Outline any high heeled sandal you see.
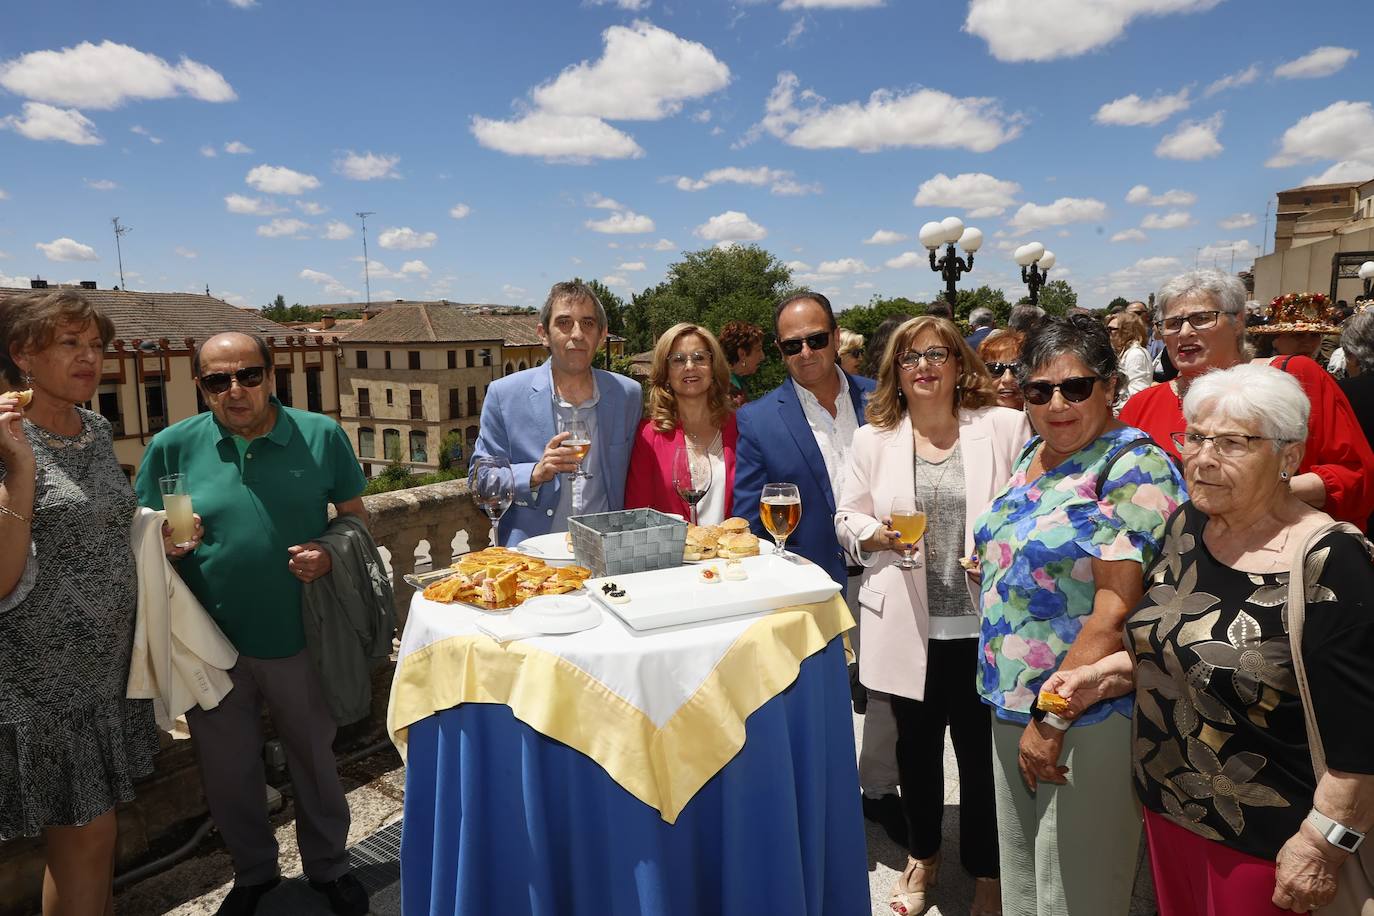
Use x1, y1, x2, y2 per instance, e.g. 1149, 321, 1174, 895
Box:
970, 876, 1002, 916
889, 854, 939, 915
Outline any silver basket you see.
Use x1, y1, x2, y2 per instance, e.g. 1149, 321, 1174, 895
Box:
568, 508, 688, 577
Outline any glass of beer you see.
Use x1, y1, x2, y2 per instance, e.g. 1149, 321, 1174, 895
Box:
560, 411, 593, 481
889, 496, 927, 569
159, 473, 197, 548
760, 482, 801, 559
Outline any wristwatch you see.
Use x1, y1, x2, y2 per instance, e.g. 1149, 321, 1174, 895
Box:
1307, 808, 1366, 852
1028, 704, 1071, 731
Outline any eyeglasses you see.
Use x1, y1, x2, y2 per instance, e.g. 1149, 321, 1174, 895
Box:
199, 366, 267, 395
1156, 310, 1226, 335
1170, 431, 1284, 458
896, 346, 952, 369
668, 351, 712, 368
1021, 376, 1101, 405
778, 331, 831, 356
985, 361, 1019, 376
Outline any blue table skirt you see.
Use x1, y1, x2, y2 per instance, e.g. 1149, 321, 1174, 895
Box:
401, 637, 870, 916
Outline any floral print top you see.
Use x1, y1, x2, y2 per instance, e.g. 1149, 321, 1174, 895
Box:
974, 426, 1185, 726
1128, 503, 1374, 860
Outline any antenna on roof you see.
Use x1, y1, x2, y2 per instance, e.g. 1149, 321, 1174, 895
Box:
112, 217, 132, 289
356, 211, 375, 308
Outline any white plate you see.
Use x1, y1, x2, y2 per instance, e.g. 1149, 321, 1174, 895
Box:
515, 532, 576, 565
586, 554, 841, 631
511, 595, 602, 634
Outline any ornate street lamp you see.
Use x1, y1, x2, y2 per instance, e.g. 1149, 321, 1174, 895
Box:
1014, 242, 1056, 306
919, 216, 982, 307
1359, 260, 1374, 300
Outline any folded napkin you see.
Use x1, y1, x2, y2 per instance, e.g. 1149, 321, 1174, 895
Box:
474, 614, 544, 644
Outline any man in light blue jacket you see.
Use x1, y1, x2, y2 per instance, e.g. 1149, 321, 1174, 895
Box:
472, 281, 642, 545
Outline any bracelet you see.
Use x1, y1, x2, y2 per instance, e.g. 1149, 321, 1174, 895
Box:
0, 503, 30, 524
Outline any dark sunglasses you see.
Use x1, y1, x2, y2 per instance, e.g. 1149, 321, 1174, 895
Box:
199, 366, 267, 395
778, 331, 831, 356
1021, 375, 1101, 405
985, 361, 1019, 376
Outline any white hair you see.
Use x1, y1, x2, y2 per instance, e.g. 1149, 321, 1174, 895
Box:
1182, 364, 1309, 444
1155, 269, 1246, 323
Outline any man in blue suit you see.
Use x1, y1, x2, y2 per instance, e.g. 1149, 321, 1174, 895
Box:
472, 281, 642, 545
734, 292, 875, 586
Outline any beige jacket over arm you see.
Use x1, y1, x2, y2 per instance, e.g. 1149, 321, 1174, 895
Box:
834, 406, 1032, 701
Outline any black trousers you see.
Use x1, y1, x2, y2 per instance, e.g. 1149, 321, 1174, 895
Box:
888, 637, 999, 878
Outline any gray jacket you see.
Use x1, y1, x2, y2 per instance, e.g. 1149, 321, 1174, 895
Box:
302, 514, 397, 726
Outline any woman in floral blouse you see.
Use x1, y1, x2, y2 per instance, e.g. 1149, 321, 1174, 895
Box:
973, 316, 1186, 916
1047, 363, 1374, 916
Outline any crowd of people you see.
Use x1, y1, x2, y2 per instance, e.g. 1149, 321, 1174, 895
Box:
4, 272, 1374, 916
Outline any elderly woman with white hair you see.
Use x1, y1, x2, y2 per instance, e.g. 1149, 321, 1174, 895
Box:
1338, 309, 1374, 532
1120, 269, 1374, 530
1045, 363, 1374, 916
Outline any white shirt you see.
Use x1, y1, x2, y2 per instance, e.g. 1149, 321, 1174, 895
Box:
693, 435, 728, 526
792, 366, 860, 506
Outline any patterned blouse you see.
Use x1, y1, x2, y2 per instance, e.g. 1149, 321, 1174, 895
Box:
974, 426, 1185, 726
1128, 504, 1374, 860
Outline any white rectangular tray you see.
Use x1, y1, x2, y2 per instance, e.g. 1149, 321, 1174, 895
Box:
585, 554, 842, 631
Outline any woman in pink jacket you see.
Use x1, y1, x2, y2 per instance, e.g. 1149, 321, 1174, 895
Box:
624, 323, 737, 524
835, 316, 1031, 916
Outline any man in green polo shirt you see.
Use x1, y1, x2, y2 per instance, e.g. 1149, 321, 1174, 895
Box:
136, 332, 369, 916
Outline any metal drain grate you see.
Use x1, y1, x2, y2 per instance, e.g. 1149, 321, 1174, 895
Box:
256, 820, 404, 914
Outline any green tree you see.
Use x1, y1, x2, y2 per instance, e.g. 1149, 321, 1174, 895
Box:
261, 295, 326, 323
437, 430, 466, 471
579, 278, 627, 338
1037, 279, 1078, 316
953, 285, 1012, 324
1106, 296, 1130, 313
837, 295, 924, 339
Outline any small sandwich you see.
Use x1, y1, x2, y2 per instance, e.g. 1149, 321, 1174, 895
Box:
684, 525, 720, 561
717, 531, 761, 559
1036, 689, 1071, 717
719, 516, 751, 534
9, 389, 32, 409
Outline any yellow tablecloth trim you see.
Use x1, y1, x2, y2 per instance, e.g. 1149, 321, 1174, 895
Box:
387, 595, 853, 824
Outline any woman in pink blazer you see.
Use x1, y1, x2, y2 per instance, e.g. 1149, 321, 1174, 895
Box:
835, 316, 1031, 916
624, 323, 738, 524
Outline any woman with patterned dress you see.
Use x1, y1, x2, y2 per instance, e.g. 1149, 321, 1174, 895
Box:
972, 316, 1186, 916
1046, 364, 1374, 916
0, 291, 162, 915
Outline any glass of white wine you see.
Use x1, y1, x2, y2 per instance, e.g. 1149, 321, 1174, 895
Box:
889, 495, 926, 570
760, 482, 801, 559
560, 411, 593, 481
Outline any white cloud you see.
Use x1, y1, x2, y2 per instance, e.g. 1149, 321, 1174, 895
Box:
1124, 184, 1197, 206
0, 40, 236, 109
786, 260, 812, 272
588, 193, 624, 209
965, 0, 1220, 63
586, 0, 650, 10
449, 203, 471, 219
601, 274, 630, 289
642, 238, 676, 251
1008, 196, 1108, 231
586, 210, 655, 234
200, 144, 217, 157
36, 237, 98, 261
174, 246, 197, 258
772, 177, 823, 196
256, 218, 310, 238
224, 193, 283, 216
227, 0, 257, 8
1141, 210, 1193, 229
223, 140, 252, 154
84, 178, 117, 191
501, 283, 527, 297
1155, 113, 1223, 160
1094, 255, 1183, 298
0, 102, 101, 144
334, 150, 401, 180
471, 111, 644, 161
1219, 212, 1257, 230
0, 271, 27, 288
1094, 88, 1190, 126
1111, 228, 1148, 242
674, 165, 817, 195
1204, 64, 1260, 97
1199, 239, 1260, 262
780, 0, 882, 7
864, 229, 907, 245
532, 22, 729, 120
299, 268, 357, 298
884, 251, 924, 270
322, 220, 354, 240
854, 281, 876, 290
1274, 46, 1358, 80
814, 258, 874, 275
296, 201, 328, 215
1266, 101, 1374, 183
399, 259, 430, 278
695, 210, 767, 243
617, 261, 647, 271
378, 226, 438, 250
913, 171, 1021, 217
129, 124, 161, 143
691, 109, 712, 123
245, 164, 320, 195
756, 71, 1022, 153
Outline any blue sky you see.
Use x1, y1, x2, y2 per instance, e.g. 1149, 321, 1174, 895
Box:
3, 0, 1372, 311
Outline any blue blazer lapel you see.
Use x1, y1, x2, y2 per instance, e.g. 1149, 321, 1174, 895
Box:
590, 370, 616, 483
845, 372, 869, 427
527, 365, 559, 498
776, 382, 836, 512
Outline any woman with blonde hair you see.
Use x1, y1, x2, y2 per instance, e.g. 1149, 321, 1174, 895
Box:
835, 316, 1032, 916
837, 328, 866, 376
1105, 310, 1153, 408
625, 323, 738, 525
